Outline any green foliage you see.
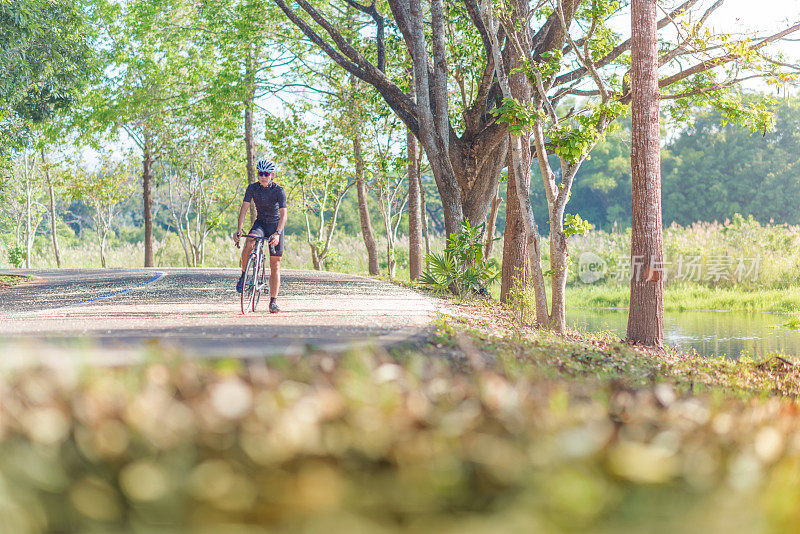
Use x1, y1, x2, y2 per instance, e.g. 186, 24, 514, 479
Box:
536, 49, 563, 80
0, 0, 98, 128
68, 160, 135, 209
6, 244, 25, 268
662, 97, 800, 227
564, 213, 593, 237
550, 101, 626, 164
491, 97, 539, 136
419, 219, 500, 297
575, 0, 621, 61
714, 92, 777, 134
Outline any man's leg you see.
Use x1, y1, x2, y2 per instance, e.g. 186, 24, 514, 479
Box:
240, 238, 254, 272
268, 255, 281, 312
237, 238, 255, 293
269, 255, 281, 298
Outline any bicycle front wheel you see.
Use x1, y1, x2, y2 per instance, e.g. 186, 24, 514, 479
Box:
253, 255, 267, 312
241, 254, 259, 314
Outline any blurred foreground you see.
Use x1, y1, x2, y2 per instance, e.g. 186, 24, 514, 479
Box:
3, 315, 800, 534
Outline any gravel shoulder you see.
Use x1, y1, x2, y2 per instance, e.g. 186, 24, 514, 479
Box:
0, 268, 439, 363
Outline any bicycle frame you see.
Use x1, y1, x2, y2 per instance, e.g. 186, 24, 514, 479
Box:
239, 234, 271, 314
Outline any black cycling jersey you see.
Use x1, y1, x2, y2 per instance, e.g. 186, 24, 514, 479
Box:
243, 181, 286, 223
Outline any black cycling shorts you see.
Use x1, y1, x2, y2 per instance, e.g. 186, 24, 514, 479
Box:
248, 220, 284, 257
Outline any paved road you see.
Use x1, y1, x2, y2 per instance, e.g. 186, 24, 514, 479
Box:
0, 268, 438, 363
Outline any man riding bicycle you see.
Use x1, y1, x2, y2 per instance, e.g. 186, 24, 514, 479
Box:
234, 158, 287, 313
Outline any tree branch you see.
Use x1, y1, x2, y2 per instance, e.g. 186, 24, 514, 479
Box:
272, 0, 419, 134
654, 23, 800, 96
659, 0, 724, 66
342, 0, 386, 71
464, 0, 493, 60
554, 0, 702, 86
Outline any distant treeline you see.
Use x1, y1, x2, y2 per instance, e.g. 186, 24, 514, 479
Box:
511, 97, 800, 232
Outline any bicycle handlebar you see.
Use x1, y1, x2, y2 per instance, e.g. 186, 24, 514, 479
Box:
234, 232, 274, 249
238, 233, 270, 240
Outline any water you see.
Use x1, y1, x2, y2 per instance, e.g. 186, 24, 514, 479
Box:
566, 308, 800, 360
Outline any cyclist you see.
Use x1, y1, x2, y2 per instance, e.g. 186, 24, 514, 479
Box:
234, 158, 287, 313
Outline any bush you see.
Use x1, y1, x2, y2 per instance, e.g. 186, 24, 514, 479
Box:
419, 219, 499, 297
7, 244, 24, 268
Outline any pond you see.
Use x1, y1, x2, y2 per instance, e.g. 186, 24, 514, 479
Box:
566, 308, 800, 360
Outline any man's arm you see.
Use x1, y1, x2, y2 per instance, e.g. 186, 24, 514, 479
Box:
277, 207, 287, 233
236, 201, 250, 238
271, 207, 288, 245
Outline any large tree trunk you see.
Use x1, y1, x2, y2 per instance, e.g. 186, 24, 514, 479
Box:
409, 0, 463, 237
627, 0, 664, 347
499, 5, 532, 305
407, 128, 423, 280
244, 44, 258, 225
452, 129, 508, 225
143, 137, 154, 268
41, 148, 61, 268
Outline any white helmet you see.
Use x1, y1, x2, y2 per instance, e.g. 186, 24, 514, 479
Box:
256, 158, 275, 174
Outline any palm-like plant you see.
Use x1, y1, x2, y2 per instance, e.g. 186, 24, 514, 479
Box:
419, 220, 500, 298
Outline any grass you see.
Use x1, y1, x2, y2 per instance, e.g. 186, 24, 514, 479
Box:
0, 274, 30, 288
3, 303, 800, 533
0, 231, 428, 277
441, 300, 800, 397
567, 284, 800, 313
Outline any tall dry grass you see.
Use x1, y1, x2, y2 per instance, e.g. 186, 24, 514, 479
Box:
3, 215, 794, 294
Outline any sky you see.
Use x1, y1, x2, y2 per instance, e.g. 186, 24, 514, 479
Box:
710, 0, 799, 31
683, 0, 799, 62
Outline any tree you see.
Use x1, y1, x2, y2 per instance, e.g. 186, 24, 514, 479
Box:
87, 0, 201, 268
371, 161, 408, 278
266, 112, 353, 270
39, 145, 65, 268
1, 0, 96, 139
2, 150, 47, 268
407, 124, 424, 280
273, 0, 798, 333
163, 127, 243, 267
272, 0, 508, 237
627, 0, 663, 346
356, 87, 409, 278
195, 0, 293, 223
1, 0, 98, 266
69, 159, 135, 268
344, 74, 381, 275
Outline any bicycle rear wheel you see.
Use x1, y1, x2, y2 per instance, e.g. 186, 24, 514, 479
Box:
253, 255, 267, 312
241, 254, 258, 314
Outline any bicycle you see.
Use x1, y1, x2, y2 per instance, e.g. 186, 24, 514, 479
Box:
235, 233, 274, 314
